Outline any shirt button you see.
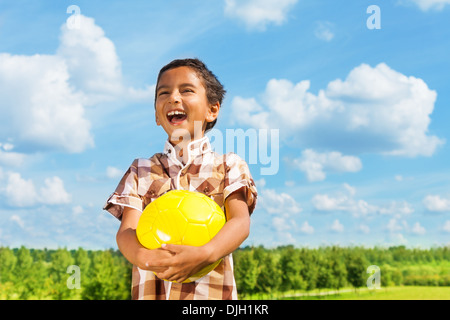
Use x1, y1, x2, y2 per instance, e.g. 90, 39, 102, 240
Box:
203, 187, 209, 193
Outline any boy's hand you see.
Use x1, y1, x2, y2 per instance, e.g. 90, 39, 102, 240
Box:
117, 190, 250, 283
153, 244, 212, 283
117, 207, 176, 274
136, 247, 174, 273
152, 190, 251, 283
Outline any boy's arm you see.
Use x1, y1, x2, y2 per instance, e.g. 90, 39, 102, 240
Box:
116, 207, 173, 272
154, 189, 250, 283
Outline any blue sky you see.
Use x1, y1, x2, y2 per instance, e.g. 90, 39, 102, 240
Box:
0, 0, 449, 249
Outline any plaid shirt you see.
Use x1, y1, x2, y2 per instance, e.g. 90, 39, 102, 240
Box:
103, 136, 257, 300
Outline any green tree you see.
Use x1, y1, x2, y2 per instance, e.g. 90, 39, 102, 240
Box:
49, 248, 75, 299
74, 248, 91, 273
82, 250, 129, 300
0, 247, 18, 299
298, 248, 318, 291
328, 248, 347, 293
345, 251, 367, 291
279, 247, 306, 292
0, 247, 17, 283
316, 256, 333, 292
256, 252, 282, 297
390, 246, 410, 263
28, 250, 50, 299
74, 247, 91, 293
14, 246, 34, 299
234, 249, 259, 298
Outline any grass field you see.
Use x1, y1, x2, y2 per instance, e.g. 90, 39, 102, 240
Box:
243, 286, 450, 300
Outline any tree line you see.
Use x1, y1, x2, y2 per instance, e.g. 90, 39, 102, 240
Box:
0, 247, 131, 299
233, 245, 450, 297
0, 245, 449, 299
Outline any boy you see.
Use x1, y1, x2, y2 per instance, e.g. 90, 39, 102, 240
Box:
104, 58, 257, 300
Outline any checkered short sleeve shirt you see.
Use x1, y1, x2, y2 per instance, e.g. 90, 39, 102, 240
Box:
103, 136, 257, 300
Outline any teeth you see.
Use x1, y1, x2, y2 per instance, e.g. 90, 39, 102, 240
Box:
167, 110, 186, 116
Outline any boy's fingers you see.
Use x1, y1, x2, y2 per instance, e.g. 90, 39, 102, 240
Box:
156, 271, 187, 284
161, 243, 182, 252
155, 269, 175, 281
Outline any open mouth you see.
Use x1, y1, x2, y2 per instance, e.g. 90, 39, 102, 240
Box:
167, 110, 187, 125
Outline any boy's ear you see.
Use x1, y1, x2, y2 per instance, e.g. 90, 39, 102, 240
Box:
155, 111, 161, 126
206, 102, 220, 123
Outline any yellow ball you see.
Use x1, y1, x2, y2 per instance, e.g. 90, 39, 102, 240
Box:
136, 190, 226, 283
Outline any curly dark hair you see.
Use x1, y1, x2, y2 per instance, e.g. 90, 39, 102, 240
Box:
155, 58, 226, 132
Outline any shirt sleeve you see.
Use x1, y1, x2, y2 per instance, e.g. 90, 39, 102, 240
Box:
103, 159, 144, 220
223, 153, 258, 215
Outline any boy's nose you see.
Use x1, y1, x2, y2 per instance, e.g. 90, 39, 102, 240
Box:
169, 91, 181, 104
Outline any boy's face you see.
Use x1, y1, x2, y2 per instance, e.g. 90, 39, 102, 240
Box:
155, 66, 219, 144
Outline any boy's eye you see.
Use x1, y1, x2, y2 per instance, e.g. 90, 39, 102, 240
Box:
158, 91, 169, 96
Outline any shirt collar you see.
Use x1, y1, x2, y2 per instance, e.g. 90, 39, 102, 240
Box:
163, 135, 211, 163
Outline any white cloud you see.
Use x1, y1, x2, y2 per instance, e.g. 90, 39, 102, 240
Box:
230, 97, 270, 128
387, 233, 408, 245
257, 188, 302, 242
311, 183, 414, 217
312, 193, 348, 211
386, 218, 403, 233
394, 175, 414, 182
0, 15, 154, 156
406, 0, 450, 11
224, 0, 298, 31
2, 172, 71, 207
232, 63, 444, 157
39, 176, 72, 205
343, 183, 356, 196
72, 205, 84, 215
358, 224, 370, 234
10, 215, 25, 229
106, 166, 123, 179
411, 222, 426, 235
284, 180, 295, 187
311, 183, 376, 215
314, 21, 334, 41
272, 216, 291, 232
259, 188, 302, 214
378, 201, 414, 216
300, 221, 314, 234
57, 15, 124, 102
443, 221, 450, 233
423, 195, 450, 212
0, 149, 26, 167
255, 178, 266, 188
5, 172, 38, 207
0, 143, 14, 151
0, 53, 93, 154
385, 218, 426, 237
330, 219, 344, 233
293, 149, 362, 182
